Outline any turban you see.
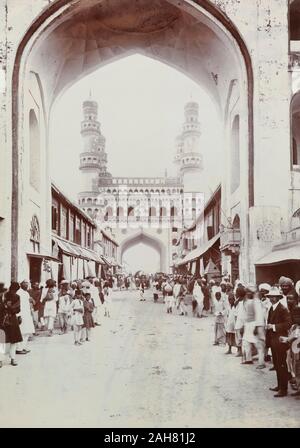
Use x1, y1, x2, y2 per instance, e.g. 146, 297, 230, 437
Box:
258, 283, 271, 292
245, 284, 257, 294
278, 276, 293, 286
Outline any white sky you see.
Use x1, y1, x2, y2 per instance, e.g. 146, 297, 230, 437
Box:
123, 243, 160, 275
49, 54, 223, 273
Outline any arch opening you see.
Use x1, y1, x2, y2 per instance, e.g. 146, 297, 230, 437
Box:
120, 230, 167, 272
11, 0, 254, 280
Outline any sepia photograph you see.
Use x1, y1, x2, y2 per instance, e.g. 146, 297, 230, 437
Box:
0, 0, 299, 431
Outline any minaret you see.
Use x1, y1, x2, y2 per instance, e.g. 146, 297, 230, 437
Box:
174, 101, 203, 193
78, 95, 110, 215
79, 96, 104, 190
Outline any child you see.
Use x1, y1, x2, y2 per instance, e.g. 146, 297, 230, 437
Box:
225, 293, 236, 354
103, 282, 111, 317
71, 289, 84, 346
58, 289, 72, 334
139, 283, 145, 302
82, 292, 94, 342
213, 291, 226, 346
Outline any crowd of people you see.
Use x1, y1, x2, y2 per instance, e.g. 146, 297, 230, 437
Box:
153, 273, 300, 399
1, 271, 300, 400
0, 276, 114, 366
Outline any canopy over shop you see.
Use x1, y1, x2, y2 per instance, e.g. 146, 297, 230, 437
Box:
175, 233, 221, 280
52, 235, 106, 283
255, 241, 300, 285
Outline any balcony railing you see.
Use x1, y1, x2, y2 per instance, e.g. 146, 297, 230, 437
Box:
220, 228, 241, 252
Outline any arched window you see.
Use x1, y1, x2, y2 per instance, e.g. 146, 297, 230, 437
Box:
29, 109, 40, 190
171, 206, 177, 217
149, 206, 156, 217
104, 206, 113, 221
160, 207, 167, 217
291, 93, 300, 166
231, 115, 240, 193
232, 214, 240, 229
128, 206, 134, 217
117, 206, 124, 217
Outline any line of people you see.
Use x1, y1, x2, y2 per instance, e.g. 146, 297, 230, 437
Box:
212, 276, 300, 399
0, 276, 114, 367
152, 273, 300, 399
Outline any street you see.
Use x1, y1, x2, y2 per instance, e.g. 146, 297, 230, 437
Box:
0, 290, 298, 428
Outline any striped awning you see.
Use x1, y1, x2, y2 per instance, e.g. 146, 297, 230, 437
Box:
177, 233, 220, 267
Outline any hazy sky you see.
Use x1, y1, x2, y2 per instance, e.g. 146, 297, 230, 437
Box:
123, 243, 160, 275
49, 54, 223, 273
50, 54, 222, 200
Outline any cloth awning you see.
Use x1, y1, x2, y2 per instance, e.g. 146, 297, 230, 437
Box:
52, 236, 104, 264
177, 233, 220, 266
255, 243, 300, 266
101, 255, 112, 267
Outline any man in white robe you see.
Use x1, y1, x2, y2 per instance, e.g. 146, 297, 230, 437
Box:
16, 280, 35, 354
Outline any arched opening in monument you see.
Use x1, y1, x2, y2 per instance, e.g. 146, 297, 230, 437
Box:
123, 243, 161, 274
11, 0, 253, 279
120, 230, 166, 273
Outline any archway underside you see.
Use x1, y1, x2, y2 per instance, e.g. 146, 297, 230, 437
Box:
28, 0, 243, 113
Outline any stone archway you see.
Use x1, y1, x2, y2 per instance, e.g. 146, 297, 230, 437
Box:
11, 0, 254, 280
119, 229, 167, 273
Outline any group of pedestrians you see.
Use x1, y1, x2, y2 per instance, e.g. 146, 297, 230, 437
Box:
151, 272, 300, 399
0, 275, 114, 366
209, 276, 300, 399
152, 275, 211, 317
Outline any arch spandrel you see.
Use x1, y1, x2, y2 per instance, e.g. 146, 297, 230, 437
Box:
26, 0, 244, 113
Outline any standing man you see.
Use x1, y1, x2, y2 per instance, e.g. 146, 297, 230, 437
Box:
242, 285, 265, 368
193, 279, 204, 318
258, 283, 272, 363
16, 280, 35, 355
29, 281, 41, 331
266, 287, 292, 398
278, 277, 298, 308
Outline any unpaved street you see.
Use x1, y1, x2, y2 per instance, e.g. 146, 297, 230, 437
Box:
0, 290, 298, 428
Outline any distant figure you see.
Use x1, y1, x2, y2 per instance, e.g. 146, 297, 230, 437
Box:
153, 281, 159, 303
139, 283, 146, 302
0, 282, 23, 366
82, 292, 95, 341
16, 280, 35, 354
164, 280, 174, 314
71, 289, 84, 346
213, 291, 226, 346
104, 282, 112, 317
41, 279, 58, 337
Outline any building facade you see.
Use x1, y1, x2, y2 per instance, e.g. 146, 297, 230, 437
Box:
77, 97, 203, 274
175, 185, 222, 281
51, 184, 103, 283
1, 1, 300, 285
